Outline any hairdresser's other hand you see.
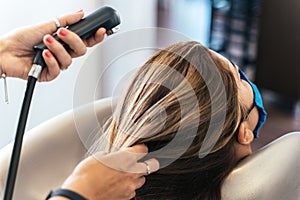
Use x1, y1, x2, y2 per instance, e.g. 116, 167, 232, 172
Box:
53, 144, 159, 200
0, 10, 106, 82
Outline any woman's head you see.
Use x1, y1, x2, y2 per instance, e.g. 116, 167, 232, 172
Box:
92, 41, 264, 199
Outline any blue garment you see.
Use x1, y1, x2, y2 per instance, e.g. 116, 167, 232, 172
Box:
239, 69, 267, 138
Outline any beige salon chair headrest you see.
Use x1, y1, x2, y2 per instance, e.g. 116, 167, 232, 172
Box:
222, 131, 300, 200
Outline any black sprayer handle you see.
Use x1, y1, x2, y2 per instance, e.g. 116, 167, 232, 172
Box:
33, 6, 121, 68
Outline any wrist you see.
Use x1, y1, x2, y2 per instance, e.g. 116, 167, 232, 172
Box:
61, 176, 92, 199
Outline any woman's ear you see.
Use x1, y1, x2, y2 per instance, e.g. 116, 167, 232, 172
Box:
237, 122, 254, 145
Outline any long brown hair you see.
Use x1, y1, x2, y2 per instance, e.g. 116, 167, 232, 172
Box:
91, 41, 249, 199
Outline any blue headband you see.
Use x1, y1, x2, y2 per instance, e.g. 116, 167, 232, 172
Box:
238, 69, 267, 138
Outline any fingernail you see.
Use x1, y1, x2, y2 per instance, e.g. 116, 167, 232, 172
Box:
46, 35, 54, 44
76, 9, 83, 13
45, 50, 52, 58
58, 28, 68, 36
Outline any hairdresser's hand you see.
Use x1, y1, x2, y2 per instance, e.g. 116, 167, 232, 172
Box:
52, 144, 159, 200
0, 10, 106, 82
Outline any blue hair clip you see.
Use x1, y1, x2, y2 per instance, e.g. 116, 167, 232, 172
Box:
239, 69, 267, 138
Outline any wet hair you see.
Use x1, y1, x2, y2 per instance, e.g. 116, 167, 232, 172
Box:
91, 41, 249, 199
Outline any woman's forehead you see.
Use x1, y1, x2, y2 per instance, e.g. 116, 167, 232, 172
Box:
207, 49, 240, 81
207, 49, 254, 106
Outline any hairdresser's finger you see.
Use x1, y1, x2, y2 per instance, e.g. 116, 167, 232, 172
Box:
124, 144, 149, 161
144, 158, 160, 173
34, 11, 84, 37
57, 28, 87, 58
135, 176, 146, 189
84, 28, 106, 47
92, 151, 107, 158
114, 144, 148, 169
94, 144, 148, 164
126, 191, 136, 200
130, 158, 160, 175
92, 144, 148, 173
107, 144, 148, 163
57, 10, 84, 28
43, 34, 72, 70
39, 49, 60, 82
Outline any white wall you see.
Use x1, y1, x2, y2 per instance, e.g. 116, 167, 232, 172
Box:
0, 0, 158, 148
73, 0, 159, 107
157, 0, 211, 46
